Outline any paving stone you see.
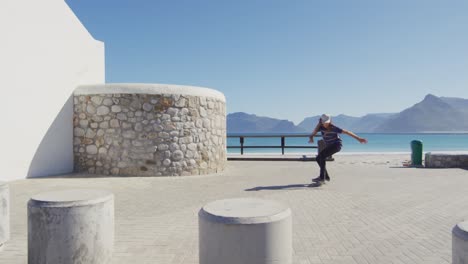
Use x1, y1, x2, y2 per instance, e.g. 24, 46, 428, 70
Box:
0, 157, 465, 264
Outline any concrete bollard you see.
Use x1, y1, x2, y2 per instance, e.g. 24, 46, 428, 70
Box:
199, 198, 292, 264
0, 181, 9, 248
28, 189, 114, 264
453, 221, 468, 264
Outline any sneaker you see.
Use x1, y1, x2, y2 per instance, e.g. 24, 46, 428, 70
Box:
325, 175, 330, 181
312, 176, 322, 182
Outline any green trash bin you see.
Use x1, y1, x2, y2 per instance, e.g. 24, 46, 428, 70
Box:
411, 140, 423, 166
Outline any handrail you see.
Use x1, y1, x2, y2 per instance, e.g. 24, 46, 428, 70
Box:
227, 134, 321, 155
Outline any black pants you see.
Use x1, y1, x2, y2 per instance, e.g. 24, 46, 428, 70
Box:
316, 143, 342, 179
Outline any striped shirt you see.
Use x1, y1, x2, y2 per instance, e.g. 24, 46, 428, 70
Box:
320, 124, 343, 145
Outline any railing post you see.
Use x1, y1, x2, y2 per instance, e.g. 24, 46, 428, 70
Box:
281, 136, 285, 155
240, 137, 244, 155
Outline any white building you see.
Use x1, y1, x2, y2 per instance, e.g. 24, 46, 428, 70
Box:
0, 0, 105, 181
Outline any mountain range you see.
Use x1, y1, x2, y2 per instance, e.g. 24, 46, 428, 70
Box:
227, 94, 468, 133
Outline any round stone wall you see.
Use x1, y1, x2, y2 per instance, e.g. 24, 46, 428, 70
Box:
73, 84, 226, 176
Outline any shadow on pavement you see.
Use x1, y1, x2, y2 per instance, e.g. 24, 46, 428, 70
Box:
245, 182, 322, 191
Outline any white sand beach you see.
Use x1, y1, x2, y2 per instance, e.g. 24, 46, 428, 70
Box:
2, 153, 467, 264
228, 152, 413, 166
334, 153, 411, 166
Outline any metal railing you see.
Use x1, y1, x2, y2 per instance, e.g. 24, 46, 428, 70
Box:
227, 134, 321, 155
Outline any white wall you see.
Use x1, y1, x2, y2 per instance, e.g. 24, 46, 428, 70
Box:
0, 0, 105, 181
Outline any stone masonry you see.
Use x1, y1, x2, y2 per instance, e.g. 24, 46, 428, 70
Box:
425, 152, 468, 168
73, 84, 226, 176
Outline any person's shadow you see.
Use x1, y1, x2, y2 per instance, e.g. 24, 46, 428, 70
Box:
245, 182, 322, 191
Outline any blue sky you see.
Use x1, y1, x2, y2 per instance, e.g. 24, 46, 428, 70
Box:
67, 0, 468, 124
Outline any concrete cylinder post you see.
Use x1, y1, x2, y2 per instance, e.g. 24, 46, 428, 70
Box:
0, 181, 9, 248
199, 198, 292, 264
28, 189, 114, 264
453, 221, 468, 264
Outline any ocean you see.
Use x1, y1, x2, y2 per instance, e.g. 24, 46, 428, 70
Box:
226, 133, 468, 154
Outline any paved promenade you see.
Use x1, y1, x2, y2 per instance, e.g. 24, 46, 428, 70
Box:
1, 155, 468, 263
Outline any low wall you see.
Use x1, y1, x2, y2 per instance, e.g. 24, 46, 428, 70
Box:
425, 153, 468, 168
73, 84, 226, 176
